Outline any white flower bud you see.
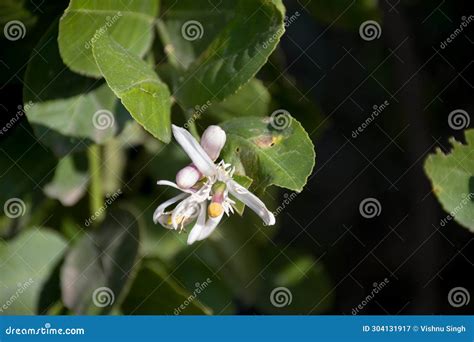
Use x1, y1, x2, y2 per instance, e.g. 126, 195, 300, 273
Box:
200, 125, 226, 161
176, 165, 201, 189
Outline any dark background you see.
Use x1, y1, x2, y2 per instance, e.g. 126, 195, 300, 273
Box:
1, 0, 473, 314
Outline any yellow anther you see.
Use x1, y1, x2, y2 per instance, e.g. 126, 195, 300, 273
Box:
208, 202, 223, 218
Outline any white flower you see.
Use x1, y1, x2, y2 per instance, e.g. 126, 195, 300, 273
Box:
154, 125, 275, 245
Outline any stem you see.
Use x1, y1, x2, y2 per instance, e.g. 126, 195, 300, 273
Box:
188, 119, 200, 140
87, 144, 104, 225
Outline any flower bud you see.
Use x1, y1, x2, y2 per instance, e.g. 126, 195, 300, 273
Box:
176, 164, 201, 189
200, 125, 226, 161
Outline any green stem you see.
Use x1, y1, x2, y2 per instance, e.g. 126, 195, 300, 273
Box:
188, 119, 200, 140
87, 144, 104, 225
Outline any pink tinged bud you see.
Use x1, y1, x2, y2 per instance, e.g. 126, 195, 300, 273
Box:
200, 125, 226, 161
176, 165, 201, 189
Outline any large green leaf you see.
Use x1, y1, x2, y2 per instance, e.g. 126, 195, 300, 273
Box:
58, 0, 159, 77
93, 34, 172, 143
159, 0, 285, 109
221, 116, 315, 192
424, 129, 474, 232
121, 262, 212, 315
43, 155, 89, 207
0, 228, 66, 315
60, 208, 140, 314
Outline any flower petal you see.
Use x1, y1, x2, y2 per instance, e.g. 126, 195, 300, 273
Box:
227, 180, 275, 226
153, 193, 188, 224
156, 180, 195, 194
172, 125, 216, 176
187, 203, 207, 245
197, 213, 224, 241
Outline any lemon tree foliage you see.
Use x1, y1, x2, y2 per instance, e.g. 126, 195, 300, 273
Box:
424, 129, 474, 232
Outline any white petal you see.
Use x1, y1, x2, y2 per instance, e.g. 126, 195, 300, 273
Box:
197, 213, 224, 241
156, 180, 195, 194
172, 125, 216, 176
187, 203, 207, 245
227, 180, 275, 226
200, 125, 226, 161
153, 193, 188, 224
176, 165, 201, 189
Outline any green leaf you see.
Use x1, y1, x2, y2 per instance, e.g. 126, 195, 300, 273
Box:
58, 0, 159, 77
60, 208, 140, 314
26, 84, 119, 154
255, 250, 333, 314
43, 156, 89, 207
221, 116, 315, 192
159, 0, 285, 109
121, 262, 212, 315
92, 34, 172, 143
207, 79, 271, 121
0, 228, 66, 315
424, 129, 474, 232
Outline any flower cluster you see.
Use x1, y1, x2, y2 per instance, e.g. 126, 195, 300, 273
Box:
154, 125, 275, 244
